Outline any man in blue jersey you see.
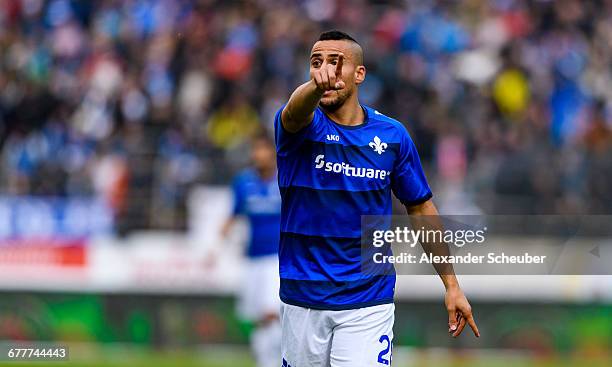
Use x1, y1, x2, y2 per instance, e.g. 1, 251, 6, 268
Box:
275, 30, 479, 366
220, 132, 282, 367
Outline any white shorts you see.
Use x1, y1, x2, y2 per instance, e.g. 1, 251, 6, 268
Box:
237, 255, 280, 321
280, 302, 394, 367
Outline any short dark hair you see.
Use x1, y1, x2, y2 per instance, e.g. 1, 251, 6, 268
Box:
318, 30, 359, 45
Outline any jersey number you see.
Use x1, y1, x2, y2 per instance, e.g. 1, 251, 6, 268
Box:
377, 335, 392, 365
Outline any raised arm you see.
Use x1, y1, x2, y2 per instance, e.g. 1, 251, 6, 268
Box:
405, 199, 480, 338
281, 54, 345, 133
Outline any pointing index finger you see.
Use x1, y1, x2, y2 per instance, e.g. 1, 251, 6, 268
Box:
467, 315, 480, 337
335, 53, 344, 78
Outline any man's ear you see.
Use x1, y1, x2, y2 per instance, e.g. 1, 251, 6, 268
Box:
355, 66, 366, 85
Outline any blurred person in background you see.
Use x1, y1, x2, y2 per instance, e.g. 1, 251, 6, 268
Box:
217, 131, 282, 367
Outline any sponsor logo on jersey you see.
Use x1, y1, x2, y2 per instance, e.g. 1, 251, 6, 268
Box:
314, 155, 390, 180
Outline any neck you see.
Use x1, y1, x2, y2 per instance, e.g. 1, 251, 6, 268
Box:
321, 94, 364, 126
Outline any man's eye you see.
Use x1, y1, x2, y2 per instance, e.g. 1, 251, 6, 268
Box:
312, 60, 321, 68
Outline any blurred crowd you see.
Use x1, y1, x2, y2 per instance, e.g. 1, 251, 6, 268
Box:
0, 0, 611, 231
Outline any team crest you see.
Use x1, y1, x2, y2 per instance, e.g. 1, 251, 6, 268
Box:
369, 136, 387, 155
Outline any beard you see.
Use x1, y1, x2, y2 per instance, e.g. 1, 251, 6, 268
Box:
319, 89, 351, 111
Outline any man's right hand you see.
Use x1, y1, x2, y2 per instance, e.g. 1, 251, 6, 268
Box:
282, 53, 346, 132
312, 53, 345, 92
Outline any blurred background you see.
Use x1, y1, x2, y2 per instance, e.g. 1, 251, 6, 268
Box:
0, 0, 611, 366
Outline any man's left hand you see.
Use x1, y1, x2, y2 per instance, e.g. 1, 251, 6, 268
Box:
445, 286, 480, 338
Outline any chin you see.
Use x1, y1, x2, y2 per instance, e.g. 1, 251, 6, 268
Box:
320, 97, 344, 110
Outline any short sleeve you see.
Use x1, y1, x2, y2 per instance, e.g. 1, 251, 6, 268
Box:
274, 105, 321, 155
391, 128, 432, 206
231, 176, 244, 216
